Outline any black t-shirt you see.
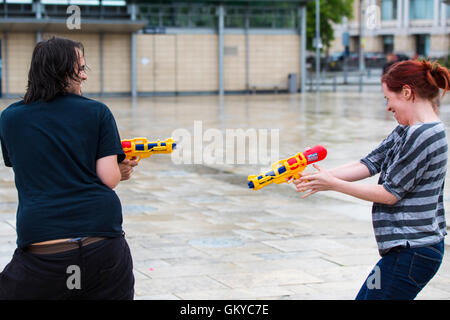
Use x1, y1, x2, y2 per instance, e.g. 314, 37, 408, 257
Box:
0, 93, 126, 248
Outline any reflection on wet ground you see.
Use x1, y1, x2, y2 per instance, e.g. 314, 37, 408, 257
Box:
1, 91, 450, 299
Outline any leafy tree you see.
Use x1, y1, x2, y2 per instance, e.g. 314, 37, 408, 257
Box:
306, 0, 354, 53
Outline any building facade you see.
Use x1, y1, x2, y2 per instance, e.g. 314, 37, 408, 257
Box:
330, 0, 449, 58
0, 0, 310, 98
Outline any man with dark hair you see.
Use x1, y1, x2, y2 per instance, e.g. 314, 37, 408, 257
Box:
382, 53, 399, 75
0, 36, 137, 299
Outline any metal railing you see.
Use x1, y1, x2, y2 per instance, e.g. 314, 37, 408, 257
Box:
0, 2, 35, 18
0, 1, 303, 27
137, 3, 301, 29
0, 2, 130, 19
41, 3, 129, 19
306, 68, 384, 93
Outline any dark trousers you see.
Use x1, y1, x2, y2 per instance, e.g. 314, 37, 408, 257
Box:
0, 235, 134, 300
356, 240, 444, 300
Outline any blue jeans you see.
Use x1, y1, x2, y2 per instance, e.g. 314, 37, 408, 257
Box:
356, 240, 444, 300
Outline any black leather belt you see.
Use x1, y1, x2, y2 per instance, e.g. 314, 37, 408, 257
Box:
25, 237, 107, 255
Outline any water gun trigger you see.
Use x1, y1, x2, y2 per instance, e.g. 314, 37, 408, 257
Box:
286, 172, 301, 184
126, 154, 145, 162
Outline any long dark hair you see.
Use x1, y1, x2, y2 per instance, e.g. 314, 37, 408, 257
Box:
24, 36, 85, 104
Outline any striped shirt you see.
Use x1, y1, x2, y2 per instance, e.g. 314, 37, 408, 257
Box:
361, 122, 448, 255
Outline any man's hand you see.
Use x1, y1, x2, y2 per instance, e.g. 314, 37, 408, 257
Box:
119, 158, 138, 181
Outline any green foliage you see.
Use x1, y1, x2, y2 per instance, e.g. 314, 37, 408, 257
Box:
436, 55, 450, 69
306, 0, 354, 51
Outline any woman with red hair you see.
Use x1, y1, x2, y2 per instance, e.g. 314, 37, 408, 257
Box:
294, 60, 450, 300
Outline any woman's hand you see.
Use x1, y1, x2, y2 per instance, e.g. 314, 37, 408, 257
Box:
293, 163, 398, 205
293, 164, 339, 198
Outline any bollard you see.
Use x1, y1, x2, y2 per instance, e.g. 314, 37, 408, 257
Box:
343, 65, 348, 85
359, 72, 363, 93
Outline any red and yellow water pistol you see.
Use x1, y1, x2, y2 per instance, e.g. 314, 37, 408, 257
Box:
248, 145, 327, 191
121, 137, 176, 162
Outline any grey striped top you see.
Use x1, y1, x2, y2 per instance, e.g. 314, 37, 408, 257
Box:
361, 122, 448, 255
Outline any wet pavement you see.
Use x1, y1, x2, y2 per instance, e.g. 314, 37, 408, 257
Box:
1, 91, 450, 299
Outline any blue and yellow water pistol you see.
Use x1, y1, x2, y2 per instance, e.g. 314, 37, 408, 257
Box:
121, 137, 176, 162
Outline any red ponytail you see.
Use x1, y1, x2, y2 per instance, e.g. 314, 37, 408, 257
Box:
381, 60, 450, 102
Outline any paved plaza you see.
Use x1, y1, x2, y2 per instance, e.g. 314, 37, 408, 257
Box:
1, 91, 450, 299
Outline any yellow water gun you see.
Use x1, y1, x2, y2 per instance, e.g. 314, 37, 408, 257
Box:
121, 137, 176, 162
248, 145, 327, 191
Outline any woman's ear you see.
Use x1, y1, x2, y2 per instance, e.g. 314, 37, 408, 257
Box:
402, 85, 414, 101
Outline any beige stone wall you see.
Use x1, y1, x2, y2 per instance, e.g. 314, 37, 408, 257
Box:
2, 31, 303, 96
394, 35, 416, 55
4, 33, 35, 95
223, 35, 246, 91
137, 34, 220, 93
103, 34, 131, 93
248, 35, 300, 89
1, 35, 4, 96
136, 34, 179, 93
430, 34, 450, 57
363, 36, 383, 52
176, 34, 218, 92
351, 0, 360, 24
136, 33, 301, 93
136, 34, 153, 92
154, 35, 177, 92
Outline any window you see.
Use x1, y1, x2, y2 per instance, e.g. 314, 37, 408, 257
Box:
41, 0, 98, 4
40, 0, 126, 5
381, 0, 397, 20
410, 0, 434, 20
383, 35, 394, 54
2, 0, 32, 3
416, 34, 430, 57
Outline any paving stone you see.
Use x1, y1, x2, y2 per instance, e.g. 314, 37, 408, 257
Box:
209, 269, 323, 289
134, 276, 228, 296
176, 286, 296, 300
